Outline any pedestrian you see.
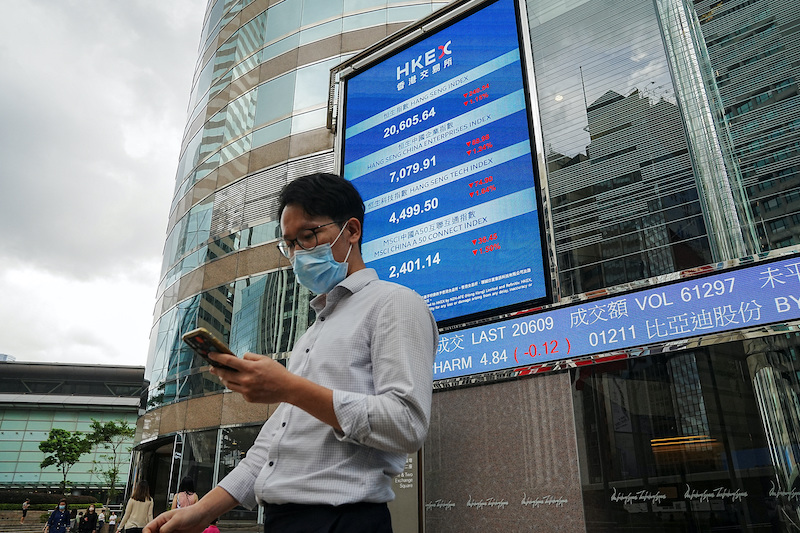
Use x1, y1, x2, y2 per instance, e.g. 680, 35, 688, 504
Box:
170, 476, 199, 510
20, 498, 30, 524
44, 499, 70, 533
201, 518, 219, 533
108, 511, 117, 533
117, 480, 153, 533
145, 173, 437, 532
78, 504, 98, 533
97, 507, 106, 533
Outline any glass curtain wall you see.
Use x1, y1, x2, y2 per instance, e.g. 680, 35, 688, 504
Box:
693, 0, 800, 253
529, 0, 800, 299
147, 0, 449, 410
528, 0, 717, 296
0, 410, 137, 490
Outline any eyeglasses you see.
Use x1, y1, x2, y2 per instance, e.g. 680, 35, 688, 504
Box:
277, 221, 342, 258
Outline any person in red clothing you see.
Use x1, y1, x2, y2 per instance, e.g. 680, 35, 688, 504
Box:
202, 518, 219, 533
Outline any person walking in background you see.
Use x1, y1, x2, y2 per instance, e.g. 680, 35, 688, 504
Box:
44, 498, 70, 533
108, 511, 117, 533
96, 507, 106, 533
20, 498, 30, 524
117, 480, 154, 533
201, 518, 219, 533
170, 476, 199, 510
78, 504, 98, 533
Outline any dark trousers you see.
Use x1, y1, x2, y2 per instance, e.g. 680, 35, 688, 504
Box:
262, 502, 392, 533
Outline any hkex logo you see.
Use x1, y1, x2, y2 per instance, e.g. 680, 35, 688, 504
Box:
396, 40, 452, 81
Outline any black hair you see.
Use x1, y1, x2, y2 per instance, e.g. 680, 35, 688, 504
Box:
277, 173, 365, 245
178, 476, 195, 493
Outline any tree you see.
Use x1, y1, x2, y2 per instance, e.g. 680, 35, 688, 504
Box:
86, 419, 135, 504
39, 428, 91, 494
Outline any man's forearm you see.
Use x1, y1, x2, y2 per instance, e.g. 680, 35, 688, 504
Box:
284, 373, 341, 431
194, 486, 240, 521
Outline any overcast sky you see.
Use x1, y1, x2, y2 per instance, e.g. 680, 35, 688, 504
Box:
0, 0, 207, 367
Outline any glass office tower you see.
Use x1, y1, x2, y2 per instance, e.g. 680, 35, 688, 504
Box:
136, 0, 800, 531
135, 0, 448, 528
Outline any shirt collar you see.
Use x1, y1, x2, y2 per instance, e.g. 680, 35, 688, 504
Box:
310, 268, 378, 312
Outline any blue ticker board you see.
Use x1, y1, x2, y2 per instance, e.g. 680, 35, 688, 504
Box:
433, 256, 800, 380
341, 0, 549, 325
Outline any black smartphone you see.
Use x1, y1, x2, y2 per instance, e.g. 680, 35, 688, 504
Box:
181, 327, 239, 372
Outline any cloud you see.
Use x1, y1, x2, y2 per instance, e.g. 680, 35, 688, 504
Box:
0, 0, 205, 365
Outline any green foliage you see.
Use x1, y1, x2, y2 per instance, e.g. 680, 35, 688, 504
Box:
85, 418, 135, 505
39, 428, 92, 494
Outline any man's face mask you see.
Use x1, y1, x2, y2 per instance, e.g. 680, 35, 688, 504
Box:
290, 224, 352, 294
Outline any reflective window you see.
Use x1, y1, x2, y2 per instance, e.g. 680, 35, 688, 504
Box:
343, 9, 386, 32
254, 72, 296, 128
178, 429, 219, 500
528, 0, 712, 296
148, 265, 315, 410
302, 0, 343, 26
573, 334, 800, 531
252, 119, 292, 148
0, 410, 136, 490
230, 269, 315, 357
265, 0, 302, 44
162, 197, 213, 275
294, 58, 342, 111
217, 425, 261, 521
188, 58, 215, 121
292, 108, 327, 134
344, 0, 386, 11
300, 18, 344, 45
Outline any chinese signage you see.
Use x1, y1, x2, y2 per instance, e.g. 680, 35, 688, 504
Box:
434, 256, 800, 380
341, 0, 549, 324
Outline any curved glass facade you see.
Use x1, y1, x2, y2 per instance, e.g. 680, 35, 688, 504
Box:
144, 0, 450, 411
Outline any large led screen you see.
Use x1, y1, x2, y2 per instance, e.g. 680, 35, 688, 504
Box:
433, 255, 800, 381
341, 0, 549, 325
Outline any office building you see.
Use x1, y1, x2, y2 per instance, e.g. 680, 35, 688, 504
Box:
134, 0, 800, 531
0, 362, 144, 495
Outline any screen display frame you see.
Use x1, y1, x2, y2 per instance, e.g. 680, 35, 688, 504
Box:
337, 0, 551, 327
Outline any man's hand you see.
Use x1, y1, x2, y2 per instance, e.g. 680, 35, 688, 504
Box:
208, 352, 292, 404
144, 487, 237, 533
207, 351, 342, 431
143, 508, 204, 533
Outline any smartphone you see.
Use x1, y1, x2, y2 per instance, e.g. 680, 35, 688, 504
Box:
181, 327, 238, 372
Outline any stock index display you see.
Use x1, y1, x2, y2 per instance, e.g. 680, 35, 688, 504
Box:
341, 0, 548, 325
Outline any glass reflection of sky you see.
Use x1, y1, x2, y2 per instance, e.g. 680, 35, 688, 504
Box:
529, 0, 675, 159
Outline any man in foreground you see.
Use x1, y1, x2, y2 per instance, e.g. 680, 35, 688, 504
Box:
145, 173, 438, 532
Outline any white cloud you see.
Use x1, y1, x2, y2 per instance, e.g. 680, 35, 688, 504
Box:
0, 0, 206, 366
